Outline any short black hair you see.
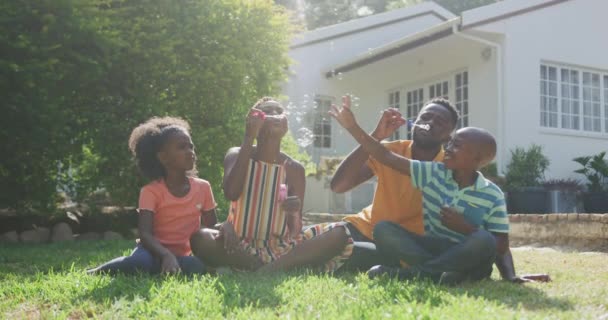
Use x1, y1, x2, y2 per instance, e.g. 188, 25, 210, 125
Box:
425, 97, 459, 128
128, 117, 195, 180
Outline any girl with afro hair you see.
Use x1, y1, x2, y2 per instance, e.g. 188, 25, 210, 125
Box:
88, 117, 216, 275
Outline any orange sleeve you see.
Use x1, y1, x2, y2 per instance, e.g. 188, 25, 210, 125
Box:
138, 186, 158, 213
200, 180, 217, 211
366, 140, 405, 176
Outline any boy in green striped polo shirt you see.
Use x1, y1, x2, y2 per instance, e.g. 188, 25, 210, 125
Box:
330, 98, 517, 283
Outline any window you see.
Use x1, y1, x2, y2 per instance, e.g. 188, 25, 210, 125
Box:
561, 68, 580, 130
405, 88, 424, 139
540, 65, 558, 127
455, 71, 469, 128
385, 71, 468, 141
582, 72, 601, 132
540, 63, 608, 134
313, 97, 332, 148
387, 90, 401, 140
605, 75, 608, 132
429, 80, 449, 99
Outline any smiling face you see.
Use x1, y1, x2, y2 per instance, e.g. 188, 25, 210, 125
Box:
412, 103, 455, 149
157, 128, 196, 173
443, 127, 496, 171
443, 131, 479, 171
255, 100, 288, 139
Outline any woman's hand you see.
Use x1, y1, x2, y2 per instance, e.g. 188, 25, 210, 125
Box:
245, 108, 266, 140
160, 252, 181, 274
281, 195, 301, 215
216, 221, 239, 254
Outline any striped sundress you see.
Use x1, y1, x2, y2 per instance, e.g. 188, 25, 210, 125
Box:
228, 159, 353, 272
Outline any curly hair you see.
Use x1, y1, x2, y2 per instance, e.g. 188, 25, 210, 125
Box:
425, 97, 459, 128
252, 96, 277, 109
128, 116, 195, 180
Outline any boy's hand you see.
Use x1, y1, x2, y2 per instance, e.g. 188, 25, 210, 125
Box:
245, 108, 266, 140
329, 95, 358, 130
372, 108, 407, 140
440, 207, 476, 235
160, 252, 181, 274
511, 274, 552, 283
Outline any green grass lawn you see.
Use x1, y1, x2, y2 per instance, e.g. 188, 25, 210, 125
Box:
1, 241, 606, 319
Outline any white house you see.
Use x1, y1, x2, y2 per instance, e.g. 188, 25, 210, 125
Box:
282, 0, 608, 214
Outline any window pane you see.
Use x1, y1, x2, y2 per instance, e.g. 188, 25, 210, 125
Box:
549, 82, 557, 96
549, 66, 556, 80
541, 65, 547, 79
313, 97, 333, 148
562, 69, 569, 82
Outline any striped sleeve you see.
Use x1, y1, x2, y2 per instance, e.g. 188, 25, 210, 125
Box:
409, 160, 437, 190
484, 196, 509, 233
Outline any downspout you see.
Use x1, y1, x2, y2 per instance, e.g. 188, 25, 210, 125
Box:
452, 23, 506, 176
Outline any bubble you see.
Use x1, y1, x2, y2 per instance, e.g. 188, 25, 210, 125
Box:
337, 72, 344, 80
367, 48, 374, 55
296, 127, 314, 148
352, 96, 360, 107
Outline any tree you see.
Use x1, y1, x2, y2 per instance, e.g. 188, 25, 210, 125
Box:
303, 0, 502, 30
387, 0, 501, 13
0, 0, 110, 212
1, 0, 293, 214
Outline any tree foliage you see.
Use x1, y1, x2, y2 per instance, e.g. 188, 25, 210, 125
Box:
303, 0, 502, 30
1, 0, 293, 214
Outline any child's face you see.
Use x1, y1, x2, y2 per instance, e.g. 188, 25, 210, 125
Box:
255, 101, 288, 138
413, 104, 454, 148
443, 131, 479, 171
158, 129, 196, 172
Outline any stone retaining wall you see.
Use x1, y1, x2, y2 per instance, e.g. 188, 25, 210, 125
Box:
303, 212, 608, 252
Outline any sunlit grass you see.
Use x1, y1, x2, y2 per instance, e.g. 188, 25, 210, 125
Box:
1, 241, 606, 319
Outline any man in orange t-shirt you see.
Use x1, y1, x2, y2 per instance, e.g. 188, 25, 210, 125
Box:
333, 98, 457, 271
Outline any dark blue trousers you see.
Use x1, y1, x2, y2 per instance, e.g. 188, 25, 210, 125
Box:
91, 245, 206, 275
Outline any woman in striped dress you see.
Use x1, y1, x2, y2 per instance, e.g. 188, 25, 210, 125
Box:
190, 97, 353, 272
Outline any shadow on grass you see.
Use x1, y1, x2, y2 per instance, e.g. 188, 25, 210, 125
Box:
340, 271, 574, 312
0, 240, 135, 275
446, 279, 575, 312
212, 271, 303, 312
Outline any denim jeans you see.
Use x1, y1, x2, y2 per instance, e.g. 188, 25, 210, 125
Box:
373, 221, 496, 280
93, 245, 206, 275
339, 223, 399, 272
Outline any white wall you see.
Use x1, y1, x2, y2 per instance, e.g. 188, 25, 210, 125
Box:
313, 35, 499, 158
282, 8, 450, 162
477, 0, 608, 180
296, 34, 500, 213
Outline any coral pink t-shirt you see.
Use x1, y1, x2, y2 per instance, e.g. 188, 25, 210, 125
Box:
138, 177, 216, 256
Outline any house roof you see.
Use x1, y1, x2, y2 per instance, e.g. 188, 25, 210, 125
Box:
290, 2, 455, 49
323, 0, 573, 78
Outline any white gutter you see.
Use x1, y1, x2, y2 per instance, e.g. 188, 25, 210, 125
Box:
325, 18, 461, 77
452, 24, 506, 176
